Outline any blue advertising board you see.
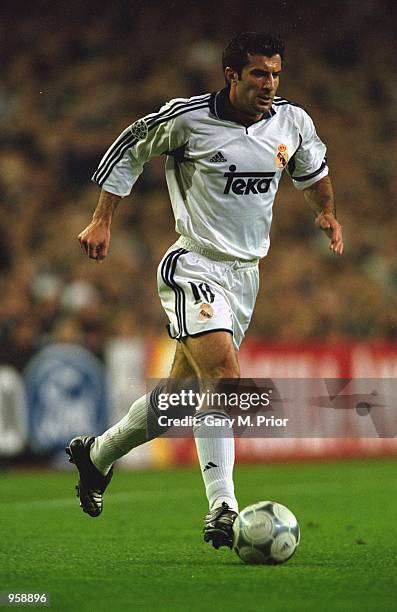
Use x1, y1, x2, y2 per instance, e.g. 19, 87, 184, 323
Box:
24, 344, 108, 454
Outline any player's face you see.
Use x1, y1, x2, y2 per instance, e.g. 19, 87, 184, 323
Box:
234, 54, 282, 116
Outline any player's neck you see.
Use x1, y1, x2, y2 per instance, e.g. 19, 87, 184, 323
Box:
226, 92, 263, 126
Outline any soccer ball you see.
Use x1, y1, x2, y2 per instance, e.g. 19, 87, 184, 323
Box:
233, 501, 300, 565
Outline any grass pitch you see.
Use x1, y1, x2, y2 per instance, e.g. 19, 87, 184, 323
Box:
1, 459, 397, 611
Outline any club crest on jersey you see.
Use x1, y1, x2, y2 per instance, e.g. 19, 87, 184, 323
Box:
223, 165, 276, 195
275, 144, 289, 169
199, 303, 214, 320
130, 119, 148, 141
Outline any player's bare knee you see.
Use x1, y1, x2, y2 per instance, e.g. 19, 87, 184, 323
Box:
200, 359, 240, 379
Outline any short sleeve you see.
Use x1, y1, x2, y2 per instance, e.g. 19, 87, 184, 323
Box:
92, 100, 189, 197
287, 109, 328, 191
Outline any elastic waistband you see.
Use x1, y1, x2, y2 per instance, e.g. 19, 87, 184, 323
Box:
176, 236, 259, 267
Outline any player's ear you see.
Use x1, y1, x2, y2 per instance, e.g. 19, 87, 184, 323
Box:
225, 67, 238, 85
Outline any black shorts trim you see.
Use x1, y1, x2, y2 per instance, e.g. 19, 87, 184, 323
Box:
161, 248, 189, 337
181, 328, 234, 340
167, 326, 233, 342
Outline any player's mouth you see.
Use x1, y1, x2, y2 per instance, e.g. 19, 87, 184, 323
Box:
257, 95, 273, 106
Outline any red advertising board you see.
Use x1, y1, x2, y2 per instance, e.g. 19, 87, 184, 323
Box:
149, 341, 397, 464
239, 340, 397, 378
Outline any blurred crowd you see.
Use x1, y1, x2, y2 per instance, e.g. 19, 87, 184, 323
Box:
0, 0, 396, 370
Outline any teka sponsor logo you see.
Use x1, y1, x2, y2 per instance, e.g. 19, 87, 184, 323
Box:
224, 165, 276, 195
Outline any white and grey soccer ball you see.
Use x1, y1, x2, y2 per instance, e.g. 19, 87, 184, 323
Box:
233, 501, 300, 565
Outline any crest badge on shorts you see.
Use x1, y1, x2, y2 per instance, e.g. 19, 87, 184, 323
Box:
275, 144, 289, 169
130, 118, 148, 140
199, 303, 214, 320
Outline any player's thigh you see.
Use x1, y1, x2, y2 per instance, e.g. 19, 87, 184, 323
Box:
157, 248, 233, 343
183, 330, 240, 379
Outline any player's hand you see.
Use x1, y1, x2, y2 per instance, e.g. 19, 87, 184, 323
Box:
77, 220, 110, 263
315, 212, 344, 255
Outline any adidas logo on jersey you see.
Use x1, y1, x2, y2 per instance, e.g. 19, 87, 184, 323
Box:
224, 165, 276, 195
209, 151, 227, 162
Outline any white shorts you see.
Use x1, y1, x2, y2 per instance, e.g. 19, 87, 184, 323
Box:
157, 238, 259, 350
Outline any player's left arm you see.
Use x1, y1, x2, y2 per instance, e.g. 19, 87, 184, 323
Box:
303, 175, 343, 255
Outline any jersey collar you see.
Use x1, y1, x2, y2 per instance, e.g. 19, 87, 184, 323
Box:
209, 87, 276, 125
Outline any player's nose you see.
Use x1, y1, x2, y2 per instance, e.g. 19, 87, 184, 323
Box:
262, 75, 275, 90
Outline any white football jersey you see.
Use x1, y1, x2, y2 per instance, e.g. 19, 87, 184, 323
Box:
93, 88, 328, 260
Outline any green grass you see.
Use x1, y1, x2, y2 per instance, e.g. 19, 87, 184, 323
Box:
1, 459, 397, 611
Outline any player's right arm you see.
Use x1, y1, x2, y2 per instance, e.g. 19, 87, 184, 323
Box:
78, 190, 120, 262
79, 98, 193, 262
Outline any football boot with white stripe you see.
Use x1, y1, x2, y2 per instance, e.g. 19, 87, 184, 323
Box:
65, 436, 113, 517
203, 502, 238, 549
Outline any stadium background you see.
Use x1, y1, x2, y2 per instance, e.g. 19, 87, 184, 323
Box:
1, 2, 396, 610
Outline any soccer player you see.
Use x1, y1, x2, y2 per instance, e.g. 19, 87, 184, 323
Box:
67, 32, 343, 550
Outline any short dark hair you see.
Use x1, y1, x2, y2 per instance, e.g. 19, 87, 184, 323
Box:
222, 32, 285, 76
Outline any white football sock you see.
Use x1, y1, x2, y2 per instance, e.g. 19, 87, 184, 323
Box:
90, 393, 152, 475
193, 411, 238, 513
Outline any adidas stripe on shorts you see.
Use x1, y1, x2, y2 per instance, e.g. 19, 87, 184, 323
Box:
157, 238, 259, 350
